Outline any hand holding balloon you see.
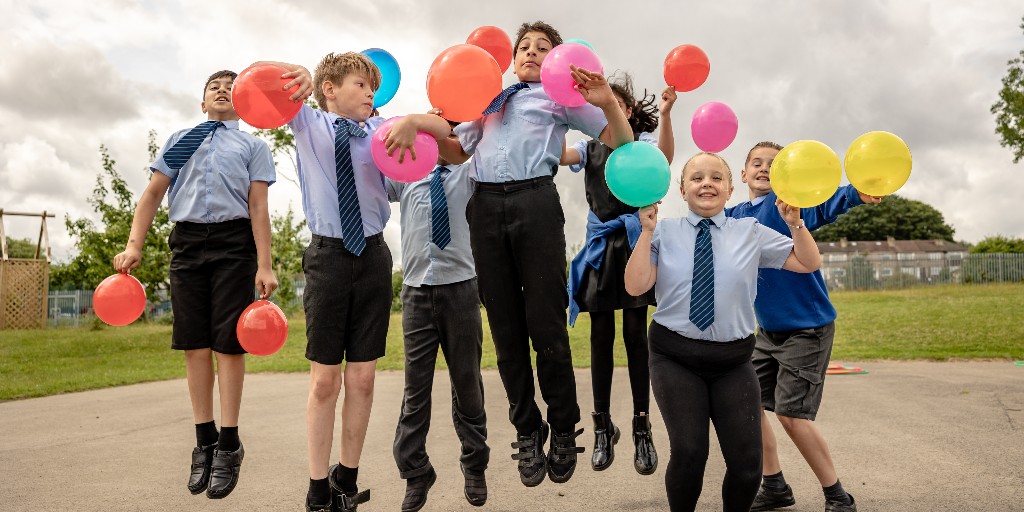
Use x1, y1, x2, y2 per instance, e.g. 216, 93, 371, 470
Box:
659, 86, 677, 116
113, 247, 142, 274
639, 203, 660, 232
384, 116, 422, 163
857, 191, 883, 204
775, 198, 802, 226
569, 65, 615, 108
255, 267, 278, 300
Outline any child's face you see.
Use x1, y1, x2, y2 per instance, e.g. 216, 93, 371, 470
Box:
325, 72, 375, 121
741, 147, 779, 197
614, 93, 633, 120
201, 76, 238, 120
682, 154, 734, 217
514, 31, 554, 82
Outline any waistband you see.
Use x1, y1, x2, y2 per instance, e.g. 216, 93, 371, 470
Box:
474, 175, 553, 193
175, 218, 251, 231
311, 233, 384, 249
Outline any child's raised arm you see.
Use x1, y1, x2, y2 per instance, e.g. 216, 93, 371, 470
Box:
570, 65, 633, 150
249, 61, 314, 103
384, 113, 453, 163
778, 199, 822, 273
625, 203, 660, 296
658, 86, 677, 164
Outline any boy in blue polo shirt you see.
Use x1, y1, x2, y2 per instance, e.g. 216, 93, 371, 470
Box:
263, 54, 450, 512
435, 21, 634, 488
113, 69, 278, 500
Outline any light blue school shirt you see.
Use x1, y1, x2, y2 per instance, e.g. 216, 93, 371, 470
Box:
649, 210, 793, 341
568, 131, 658, 172
288, 104, 389, 238
454, 82, 608, 182
386, 163, 476, 287
151, 120, 275, 223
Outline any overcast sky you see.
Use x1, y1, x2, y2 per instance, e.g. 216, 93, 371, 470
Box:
1, 0, 1022, 266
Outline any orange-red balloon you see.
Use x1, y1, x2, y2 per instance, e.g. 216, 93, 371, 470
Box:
466, 26, 513, 73
427, 44, 502, 122
663, 44, 710, 92
93, 274, 146, 326
232, 63, 302, 129
236, 300, 288, 356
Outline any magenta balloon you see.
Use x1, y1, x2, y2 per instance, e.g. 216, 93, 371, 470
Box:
370, 116, 439, 183
690, 101, 738, 153
540, 42, 603, 107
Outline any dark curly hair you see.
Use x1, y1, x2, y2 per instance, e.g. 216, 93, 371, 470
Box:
608, 72, 659, 135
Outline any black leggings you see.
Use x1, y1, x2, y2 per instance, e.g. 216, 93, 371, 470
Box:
590, 306, 650, 415
648, 321, 762, 512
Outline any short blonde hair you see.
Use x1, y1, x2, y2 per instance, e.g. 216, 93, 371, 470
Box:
681, 151, 732, 183
312, 52, 381, 109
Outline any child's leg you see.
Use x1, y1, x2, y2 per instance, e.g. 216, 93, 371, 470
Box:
213, 352, 245, 427
393, 284, 441, 479
185, 348, 216, 423
307, 362, 342, 479
621, 306, 651, 415
339, 360, 377, 468
589, 310, 616, 414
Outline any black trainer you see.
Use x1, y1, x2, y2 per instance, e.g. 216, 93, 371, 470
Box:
591, 412, 619, 471
461, 464, 487, 507
187, 442, 217, 495
547, 428, 585, 483
511, 421, 548, 487
401, 467, 436, 512
328, 463, 371, 512
825, 493, 857, 512
750, 483, 796, 511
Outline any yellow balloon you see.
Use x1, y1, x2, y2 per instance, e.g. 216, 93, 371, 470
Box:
844, 131, 912, 197
770, 140, 842, 208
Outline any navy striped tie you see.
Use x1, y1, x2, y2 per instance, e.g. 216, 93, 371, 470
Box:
482, 82, 530, 115
162, 121, 222, 171
429, 166, 451, 250
689, 219, 715, 331
335, 118, 368, 256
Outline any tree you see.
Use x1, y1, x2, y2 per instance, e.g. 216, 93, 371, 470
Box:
812, 195, 955, 242
51, 132, 173, 301
969, 235, 1024, 254
991, 16, 1024, 163
3, 237, 40, 259
270, 206, 308, 313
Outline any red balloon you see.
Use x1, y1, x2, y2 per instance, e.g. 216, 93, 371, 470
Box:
426, 44, 502, 122
236, 300, 288, 356
93, 274, 146, 326
663, 45, 711, 92
232, 63, 302, 129
466, 26, 513, 73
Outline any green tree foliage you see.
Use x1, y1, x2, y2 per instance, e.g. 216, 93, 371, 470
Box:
51, 132, 173, 301
812, 195, 955, 242
270, 206, 308, 313
968, 235, 1024, 254
991, 17, 1024, 163
391, 270, 403, 311
253, 98, 318, 187
4, 237, 40, 259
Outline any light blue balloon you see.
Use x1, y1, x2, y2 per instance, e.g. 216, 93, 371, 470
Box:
605, 142, 671, 207
362, 48, 401, 109
564, 38, 595, 51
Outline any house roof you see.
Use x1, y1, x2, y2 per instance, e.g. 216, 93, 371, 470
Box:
817, 237, 968, 254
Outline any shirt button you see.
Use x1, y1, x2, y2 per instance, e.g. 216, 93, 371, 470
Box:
498, 146, 505, 150
503, 121, 508, 125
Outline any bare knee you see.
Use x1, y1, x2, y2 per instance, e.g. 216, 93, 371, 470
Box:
310, 372, 342, 402
777, 415, 810, 432
343, 367, 376, 399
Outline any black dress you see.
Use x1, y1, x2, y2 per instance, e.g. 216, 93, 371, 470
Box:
575, 136, 657, 312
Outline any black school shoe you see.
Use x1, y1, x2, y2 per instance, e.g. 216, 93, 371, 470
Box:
305, 497, 332, 512
547, 428, 585, 483
401, 468, 436, 512
461, 464, 487, 506
749, 483, 796, 511
591, 412, 620, 471
632, 414, 658, 475
825, 493, 857, 512
328, 463, 371, 512
511, 421, 549, 487
187, 443, 217, 494
206, 443, 244, 499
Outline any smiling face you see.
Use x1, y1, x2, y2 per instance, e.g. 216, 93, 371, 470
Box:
682, 153, 734, 218
741, 146, 780, 198
323, 72, 375, 121
513, 30, 554, 82
200, 74, 239, 121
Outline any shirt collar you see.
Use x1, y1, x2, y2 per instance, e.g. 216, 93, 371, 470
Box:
220, 120, 240, 130
685, 210, 726, 228
750, 194, 767, 206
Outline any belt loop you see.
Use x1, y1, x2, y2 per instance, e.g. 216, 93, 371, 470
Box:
316, 236, 323, 249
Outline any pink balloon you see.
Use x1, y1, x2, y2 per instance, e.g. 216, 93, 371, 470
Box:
370, 116, 439, 183
690, 102, 739, 153
540, 42, 603, 107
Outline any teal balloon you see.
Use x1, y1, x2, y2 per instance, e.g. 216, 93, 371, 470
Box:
565, 38, 594, 51
605, 142, 671, 207
362, 48, 400, 108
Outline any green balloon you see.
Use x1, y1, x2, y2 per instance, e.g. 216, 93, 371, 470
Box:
565, 38, 595, 51
605, 142, 671, 207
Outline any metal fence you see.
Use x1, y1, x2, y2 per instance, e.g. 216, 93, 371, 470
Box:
820, 253, 1024, 291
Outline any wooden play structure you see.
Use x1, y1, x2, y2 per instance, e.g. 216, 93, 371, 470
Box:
0, 209, 54, 329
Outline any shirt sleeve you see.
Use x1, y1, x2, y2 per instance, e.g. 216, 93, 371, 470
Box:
802, 185, 864, 231
565, 103, 608, 141
454, 118, 484, 156
287, 103, 320, 134
568, 139, 589, 173
638, 131, 658, 146
755, 221, 794, 269
650, 221, 662, 266
247, 138, 276, 185
150, 131, 185, 180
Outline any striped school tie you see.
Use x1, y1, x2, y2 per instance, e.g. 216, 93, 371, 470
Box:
335, 118, 368, 256
689, 219, 715, 331
162, 121, 222, 171
429, 166, 451, 250
482, 82, 530, 115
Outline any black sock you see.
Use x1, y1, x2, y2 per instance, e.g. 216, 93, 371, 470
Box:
195, 421, 218, 447
334, 464, 359, 494
308, 478, 331, 506
217, 426, 240, 452
824, 479, 852, 505
763, 471, 788, 491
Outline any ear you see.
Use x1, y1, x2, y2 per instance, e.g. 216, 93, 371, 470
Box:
739, 168, 749, 184
200, 101, 208, 114
322, 80, 335, 101
726, 182, 734, 200
626, 106, 634, 119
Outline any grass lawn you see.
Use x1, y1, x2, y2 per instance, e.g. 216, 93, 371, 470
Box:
2, 283, 1022, 400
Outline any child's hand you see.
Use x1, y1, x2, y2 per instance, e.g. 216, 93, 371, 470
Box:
279, 65, 313, 102
255, 268, 279, 299
384, 117, 419, 163
113, 248, 142, 274
776, 198, 802, 227
639, 203, 660, 231
659, 86, 677, 115
570, 65, 615, 109
857, 191, 883, 204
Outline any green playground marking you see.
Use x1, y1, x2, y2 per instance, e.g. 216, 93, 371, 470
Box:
1015, 361, 1024, 367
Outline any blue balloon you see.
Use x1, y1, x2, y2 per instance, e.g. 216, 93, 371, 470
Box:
605, 142, 671, 207
362, 48, 401, 109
